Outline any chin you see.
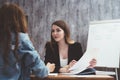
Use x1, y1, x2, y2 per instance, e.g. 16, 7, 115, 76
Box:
54, 39, 60, 42
55, 40, 60, 42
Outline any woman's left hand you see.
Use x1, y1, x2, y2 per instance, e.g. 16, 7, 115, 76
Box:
88, 58, 97, 68
68, 60, 77, 68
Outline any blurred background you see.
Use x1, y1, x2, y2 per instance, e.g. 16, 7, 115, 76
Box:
0, 0, 119, 79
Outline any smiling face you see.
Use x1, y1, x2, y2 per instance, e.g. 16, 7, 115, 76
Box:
51, 25, 65, 42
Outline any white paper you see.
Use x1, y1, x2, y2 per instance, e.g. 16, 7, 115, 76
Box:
68, 48, 98, 74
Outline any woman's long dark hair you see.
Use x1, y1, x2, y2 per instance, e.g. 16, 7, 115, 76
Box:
48, 20, 74, 54
0, 3, 28, 65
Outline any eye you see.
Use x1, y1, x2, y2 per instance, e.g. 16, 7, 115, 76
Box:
56, 28, 61, 32
51, 29, 55, 32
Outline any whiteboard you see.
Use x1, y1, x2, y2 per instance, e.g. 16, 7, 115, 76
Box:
87, 19, 120, 68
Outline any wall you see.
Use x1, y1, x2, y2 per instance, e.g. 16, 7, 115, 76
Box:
0, 0, 119, 79
0, 0, 89, 53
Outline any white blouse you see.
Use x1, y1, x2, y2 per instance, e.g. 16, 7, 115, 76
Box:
60, 56, 68, 67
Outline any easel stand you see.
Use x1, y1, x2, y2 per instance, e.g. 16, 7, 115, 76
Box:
115, 68, 118, 80
95, 67, 119, 80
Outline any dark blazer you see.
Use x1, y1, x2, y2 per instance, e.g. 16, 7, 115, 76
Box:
44, 42, 83, 73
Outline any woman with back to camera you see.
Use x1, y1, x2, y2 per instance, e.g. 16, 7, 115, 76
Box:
0, 3, 55, 80
44, 20, 96, 73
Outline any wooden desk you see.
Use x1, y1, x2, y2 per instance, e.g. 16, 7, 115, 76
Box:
31, 74, 114, 80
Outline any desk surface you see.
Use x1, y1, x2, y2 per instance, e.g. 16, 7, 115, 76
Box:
31, 74, 114, 80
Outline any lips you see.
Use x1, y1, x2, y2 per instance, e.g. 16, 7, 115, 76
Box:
54, 36, 59, 39
53, 35, 58, 38
53, 36, 59, 41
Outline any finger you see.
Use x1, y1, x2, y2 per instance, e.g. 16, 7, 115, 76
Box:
72, 60, 77, 62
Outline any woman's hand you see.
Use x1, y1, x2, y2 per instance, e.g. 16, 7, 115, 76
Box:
68, 60, 77, 68
46, 62, 55, 73
59, 65, 70, 73
59, 60, 77, 73
88, 58, 97, 68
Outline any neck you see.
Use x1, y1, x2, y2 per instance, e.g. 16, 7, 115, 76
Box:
58, 40, 68, 49
58, 39, 68, 59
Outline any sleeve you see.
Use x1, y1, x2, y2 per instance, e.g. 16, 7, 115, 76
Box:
44, 42, 53, 64
44, 42, 60, 73
18, 36, 48, 78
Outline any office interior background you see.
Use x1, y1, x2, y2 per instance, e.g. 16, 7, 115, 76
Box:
0, 0, 119, 79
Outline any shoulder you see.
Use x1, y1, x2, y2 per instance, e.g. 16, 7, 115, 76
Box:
11, 32, 30, 43
45, 42, 57, 48
19, 32, 30, 41
11, 32, 32, 48
45, 41, 51, 48
18, 33, 35, 51
18, 33, 32, 45
70, 42, 82, 47
69, 42, 82, 50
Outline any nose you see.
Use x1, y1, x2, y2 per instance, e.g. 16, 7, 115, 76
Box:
53, 31, 57, 35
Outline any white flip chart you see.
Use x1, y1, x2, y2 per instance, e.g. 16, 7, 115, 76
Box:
68, 20, 120, 74
87, 20, 120, 68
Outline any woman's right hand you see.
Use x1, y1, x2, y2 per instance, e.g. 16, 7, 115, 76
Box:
46, 62, 55, 73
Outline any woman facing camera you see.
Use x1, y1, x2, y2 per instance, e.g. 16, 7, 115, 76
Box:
44, 20, 96, 73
